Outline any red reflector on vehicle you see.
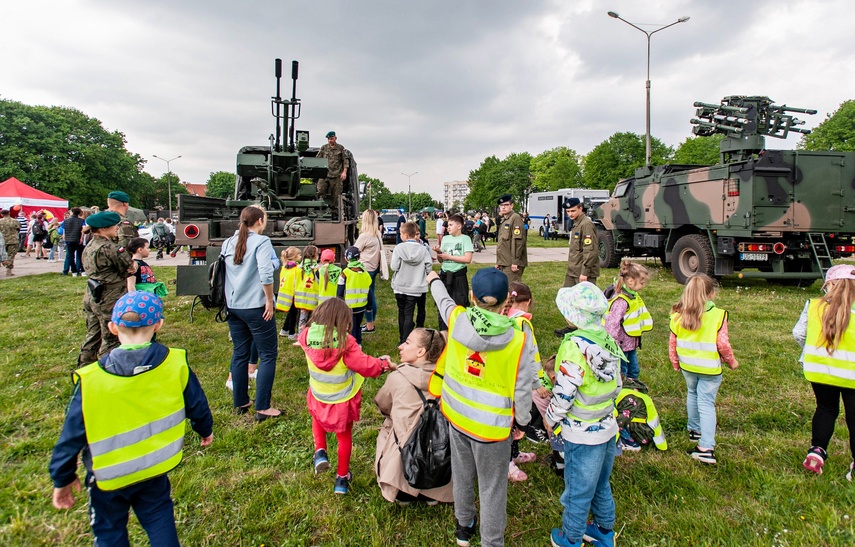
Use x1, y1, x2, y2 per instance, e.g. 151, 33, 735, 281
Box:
835, 245, 855, 253
189, 249, 206, 258
184, 224, 200, 239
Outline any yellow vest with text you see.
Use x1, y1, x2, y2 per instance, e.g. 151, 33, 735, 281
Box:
556, 339, 621, 424
610, 291, 653, 337
294, 266, 318, 311
616, 388, 668, 450
342, 267, 371, 309
317, 264, 343, 303
670, 304, 726, 375
429, 306, 525, 442
75, 350, 189, 491
275, 264, 298, 312
306, 326, 365, 404
802, 299, 855, 389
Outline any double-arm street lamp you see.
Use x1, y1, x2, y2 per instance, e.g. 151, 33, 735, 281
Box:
152, 154, 182, 219
607, 11, 690, 166
402, 171, 418, 216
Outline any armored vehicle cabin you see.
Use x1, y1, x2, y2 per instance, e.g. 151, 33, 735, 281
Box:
596, 95, 855, 284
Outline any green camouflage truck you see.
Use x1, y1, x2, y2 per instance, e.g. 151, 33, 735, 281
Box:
594, 95, 855, 284
173, 59, 359, 308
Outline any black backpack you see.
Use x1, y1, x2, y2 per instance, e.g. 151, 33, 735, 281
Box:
33, 221, 47, 238
208, 250, 229, 322
398, 385, 452, 490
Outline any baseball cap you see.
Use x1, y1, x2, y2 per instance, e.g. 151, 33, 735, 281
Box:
822, 264, 855, 291
111, 291, 164, 328
344, 246, 360, 261
320, 249, 336, 263
471, 268, 509, 302
555, 282, 607, 330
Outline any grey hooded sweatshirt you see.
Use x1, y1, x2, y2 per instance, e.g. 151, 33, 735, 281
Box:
391, 240, 433, 296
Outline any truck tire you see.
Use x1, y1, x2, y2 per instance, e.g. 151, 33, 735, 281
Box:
598, 229, 620, 269
671, 234, 714, 284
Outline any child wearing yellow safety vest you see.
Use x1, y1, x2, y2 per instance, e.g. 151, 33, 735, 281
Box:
275, 246, 302, 339
50, 291, 213, 546
317, 248, 342, 304
294, 245, 320, 333
337, 246, 373, 346
605, 259, 652, 383
427, 267, 537, 547
546, 282, 623, 547
300, 298, 396, 495
669, 273, 738, 466
793, 264, 855, 480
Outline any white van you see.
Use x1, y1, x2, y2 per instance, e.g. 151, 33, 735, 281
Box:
527, 188, 610, 238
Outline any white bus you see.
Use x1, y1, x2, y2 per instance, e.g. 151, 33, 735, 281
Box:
527, 188, 610, 237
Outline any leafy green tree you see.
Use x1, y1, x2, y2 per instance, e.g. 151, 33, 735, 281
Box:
144, 172, 190, 212
800, 100, 855, 151
530, 147, 583, 191
582, 132, 672, 190
358, 174, 395, 211
0, 99, 142, 207
674, 134, 724, 165
466, 153, 532, 210
206, 171, 236, 199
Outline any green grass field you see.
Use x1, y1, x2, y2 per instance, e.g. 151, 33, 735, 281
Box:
1, 262, 854, 546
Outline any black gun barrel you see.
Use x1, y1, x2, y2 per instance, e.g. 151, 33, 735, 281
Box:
288, 61, 299, 152
773, 104, 818, 115
274, 59, 282, 152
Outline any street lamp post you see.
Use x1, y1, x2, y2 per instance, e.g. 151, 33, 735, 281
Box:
607, 11, 689, 166
402, 171, 418, 216
152, 155, 182, 219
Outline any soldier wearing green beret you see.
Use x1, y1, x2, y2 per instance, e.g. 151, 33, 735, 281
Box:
316, 131, 350, 220
78, 211, 137, 366
106, 191, 139, 250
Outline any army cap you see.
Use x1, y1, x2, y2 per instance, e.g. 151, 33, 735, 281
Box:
326, 131, 336, 138
112, 291, 164, 328
85, 211, 122, 228
107, 191, 130, 203
497, 194, 514, 205
471, 267, 508, 302
563, 197, 581, 209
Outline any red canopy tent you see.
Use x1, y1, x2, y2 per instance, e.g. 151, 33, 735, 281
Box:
0, 177, 69, 220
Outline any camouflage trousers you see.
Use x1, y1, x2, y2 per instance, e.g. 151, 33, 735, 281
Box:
3, 243, 16, 273
79, 286, 127, 366
317, 177, 343, 213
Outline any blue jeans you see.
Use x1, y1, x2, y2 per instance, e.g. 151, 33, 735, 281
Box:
63, 241, 84, 274
364, 269, 378, 323
227, 306, 278, 411
560, 440, 616, 542
620, 349, 639, 379
682, 370, 722, 449
87, 473, 179, 547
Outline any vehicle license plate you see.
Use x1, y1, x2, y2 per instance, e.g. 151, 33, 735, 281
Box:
740, 253, 768, 261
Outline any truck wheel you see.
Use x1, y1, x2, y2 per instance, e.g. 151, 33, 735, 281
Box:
598, 229, 620, 269
671, 234, 714, 284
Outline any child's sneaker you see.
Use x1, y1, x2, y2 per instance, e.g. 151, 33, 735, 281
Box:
619, 429, 641, 452
583, 522, 615, 547
688, 430, 701, 442
508, 461, 528, 482
687, 445, 716, 464
525, 425, 549, 444
513, 451, 537, 465
550, 528, 581, 547
455, 517, 477, 547
846, 461, 854, 482
312, 449, 330, 475
803, 446, 826, 474
333, 471, 352, 495
279, 328, 288, 337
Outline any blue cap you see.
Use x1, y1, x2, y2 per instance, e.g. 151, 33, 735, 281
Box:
111, 291, 164, 328
107, 191, 130, 203
563, 197, 581, 209
472, 268, 508, 302
344, 246, 360, 261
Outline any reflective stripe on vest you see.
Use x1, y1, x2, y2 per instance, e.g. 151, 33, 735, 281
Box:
669, 305, 725, 375
610, 293, 653, 337
802, 299, 855, 389
343, 268, 371, 309
555, 337, 619, 424
305, 326, 365, 403
616, 388, 668, 450
275, 266, 297, 311
75, 349, 189, 491
437, 306, 525, 442
294, 269, 318, 310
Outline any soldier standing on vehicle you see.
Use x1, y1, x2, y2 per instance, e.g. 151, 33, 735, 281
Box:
563, 197, 599, 288
78, 211, 137, 367
0, 209, 20, 276
316, 131, 350, 219
495, 194, 528, 285
105, 191, 139, 250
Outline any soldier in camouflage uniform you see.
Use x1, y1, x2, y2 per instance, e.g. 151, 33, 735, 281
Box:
563, 197, 599, 287
106, 191, 139, 250
316, 131, 350, 219
495, 194, 528, 285
0, 208, 20, 276
79, 211, 137, 366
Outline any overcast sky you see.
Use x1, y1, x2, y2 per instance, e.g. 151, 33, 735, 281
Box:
3, 0, 853, 202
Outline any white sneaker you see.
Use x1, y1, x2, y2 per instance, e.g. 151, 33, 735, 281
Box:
225, 379, 233, 391
81, 272, 88, 277
279, 328, 288, 337
248, 370, 258, 380
72, 273, 79, 277
847, 461, 854, 482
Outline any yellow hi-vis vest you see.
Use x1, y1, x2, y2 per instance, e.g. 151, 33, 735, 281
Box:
317, 264, 342, 303
670, 303, 726, 375
802, 299, 855, 389
305, 324, 365, 403
342, 267, 371, 309
75, 350, 189, 491
616, 388, 668, 450
610, 291, 653, 337
275, 264, 298, 312
294, 266, 319, 311
429, 306, 525, 442
556, 340, 621, 424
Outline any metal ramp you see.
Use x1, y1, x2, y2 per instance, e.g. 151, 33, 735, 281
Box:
807, 233, 833, 278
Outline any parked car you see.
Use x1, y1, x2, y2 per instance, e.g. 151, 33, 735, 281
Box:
380, 213, 399, 243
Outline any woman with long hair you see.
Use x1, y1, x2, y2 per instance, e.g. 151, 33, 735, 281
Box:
355, 209, 385, 334
223, 205, 281, 421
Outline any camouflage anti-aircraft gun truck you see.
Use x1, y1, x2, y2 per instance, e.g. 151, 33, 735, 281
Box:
595, 95, 855, 285
174, 59, 360, 303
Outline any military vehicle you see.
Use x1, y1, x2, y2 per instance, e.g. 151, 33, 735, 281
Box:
174, 59, 360, 304
594, 95, 855, 285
